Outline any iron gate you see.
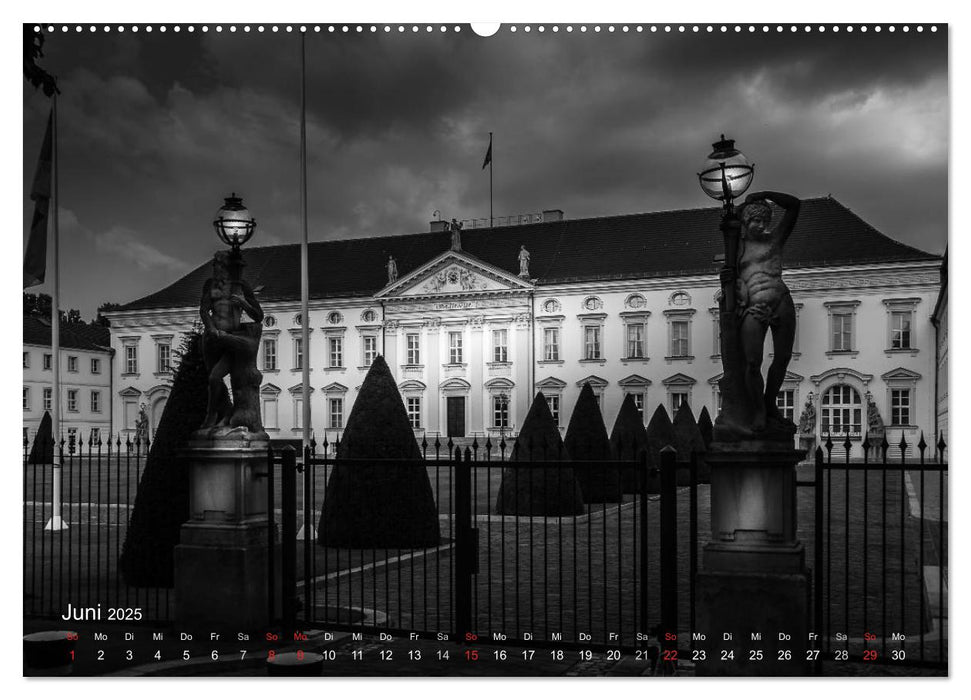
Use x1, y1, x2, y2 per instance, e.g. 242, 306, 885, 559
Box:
268, 437, 697, 656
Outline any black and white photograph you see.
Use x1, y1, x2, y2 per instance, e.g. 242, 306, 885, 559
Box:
20, 13, 951, 681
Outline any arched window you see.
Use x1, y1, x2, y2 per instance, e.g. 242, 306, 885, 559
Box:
821, 385, 863, 435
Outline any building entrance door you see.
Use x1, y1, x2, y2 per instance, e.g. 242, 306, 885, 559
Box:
447, 396, 465, 438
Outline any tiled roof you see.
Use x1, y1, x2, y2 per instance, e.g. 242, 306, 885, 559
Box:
23, 315, 112, 352
116, 197, 939, 312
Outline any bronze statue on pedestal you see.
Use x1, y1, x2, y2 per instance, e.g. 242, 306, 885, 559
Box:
198, 249, 266, 435
716, 191, 801, 440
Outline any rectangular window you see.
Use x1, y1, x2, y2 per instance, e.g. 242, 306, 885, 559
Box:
363, 335, 378, 366
263, 338, 277, 371
23, 352, 29, 368
493, 329, 508, 363
91, 358, 101, 374
584, 325, 602, 360
776, 390, 795, 422
891, 389, 911, 426
125, 345, 138, 374
91, 390, 102, 413
124, 400, 138, 430
670, 392, 688, 415
493, 396, 510, 428
626, 323, 645, 359
891, 311, 912, 349
293, 397, 303, 429
546, 394, 560, 425
329, 398, 344, 429
627, 392, 645, 418
157, 343, 171, 373
43, 353, 52, 371
67, 428, 77, 454
329, 337, 343, 368
90, 428, 100, 444
543, 328, 560, 361
406, 333, 421, 364
831, 313, 853, 351
670, 320, 690, 357
67, 389, 78, 412
23, 388, 29, 411
449, 331, 463, 364
43, 387, 52, 411
293, 338, 303, 370
67, 356, 78, 372
262, 398, 279, 430
406, 397, 422, 429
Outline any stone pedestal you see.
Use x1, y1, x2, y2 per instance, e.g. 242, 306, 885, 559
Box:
174, 431, 271, 631
695, 441, 811, 676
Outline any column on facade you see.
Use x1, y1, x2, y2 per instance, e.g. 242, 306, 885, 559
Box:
426, 319, 441, 435
469, 316, 484, 435
382, 320, 399, 370
514, 313, 531, 432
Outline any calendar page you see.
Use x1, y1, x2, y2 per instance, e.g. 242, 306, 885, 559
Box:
21, 14, 949, 682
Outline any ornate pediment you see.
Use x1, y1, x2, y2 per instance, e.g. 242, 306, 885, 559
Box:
376, 251, 532, 299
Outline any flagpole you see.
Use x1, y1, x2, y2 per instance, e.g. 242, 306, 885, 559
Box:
297, 31, 315, 541
489, 132, 493, 228
45, 90, 66, 531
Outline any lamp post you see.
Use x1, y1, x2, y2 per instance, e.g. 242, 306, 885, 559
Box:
698, 137, 754, 438
694, 137, 810, 675
174, 192, 271, 631
213, 192, 257, 251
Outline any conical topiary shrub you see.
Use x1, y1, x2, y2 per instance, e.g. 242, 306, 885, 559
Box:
611, 394, 651, 494
672, 402, 708, 486
697, 406, 714, 450
644, 404, 676, 494
495, 392, 585, 516
697, 406, 714, 483
319, 355, 440, 548
28, 410, 54, 464
120, 331, 206, 587
565, 383, 621, 503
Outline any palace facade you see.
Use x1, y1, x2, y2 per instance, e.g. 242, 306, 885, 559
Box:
104, 197, 944, 453
22, 315, 113, 450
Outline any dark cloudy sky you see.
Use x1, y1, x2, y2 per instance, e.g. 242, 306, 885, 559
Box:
23, 25, 948, 318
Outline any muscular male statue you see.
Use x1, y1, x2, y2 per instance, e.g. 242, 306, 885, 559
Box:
734, 191, 801, 432
199, 250, 265, 433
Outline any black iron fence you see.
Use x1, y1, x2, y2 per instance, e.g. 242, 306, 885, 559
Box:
810, 431, 947, 672
23, 422, 948, 675
23, 434, 173, 623
268, 434, 699, 658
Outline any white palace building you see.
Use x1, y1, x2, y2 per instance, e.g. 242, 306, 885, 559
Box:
104, 197, 945, 453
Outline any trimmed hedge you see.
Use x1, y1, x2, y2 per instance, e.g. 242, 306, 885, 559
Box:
672, 402, 708, 485
495, 392, 585, 516
119, 331, 206, 587
643, 404, 676, 494
318, 355, 440, 548
28, 410, 53, 464
611, 394, 651, 494
565, 383, 621, 503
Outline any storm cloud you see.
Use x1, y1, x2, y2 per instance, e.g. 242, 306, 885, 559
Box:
23, 25, 947, 317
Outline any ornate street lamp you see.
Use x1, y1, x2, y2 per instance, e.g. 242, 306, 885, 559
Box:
695, 137, 809, 674
698, 137, 752, 437
698, 135, 754, 210
213, 193, 257, 250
